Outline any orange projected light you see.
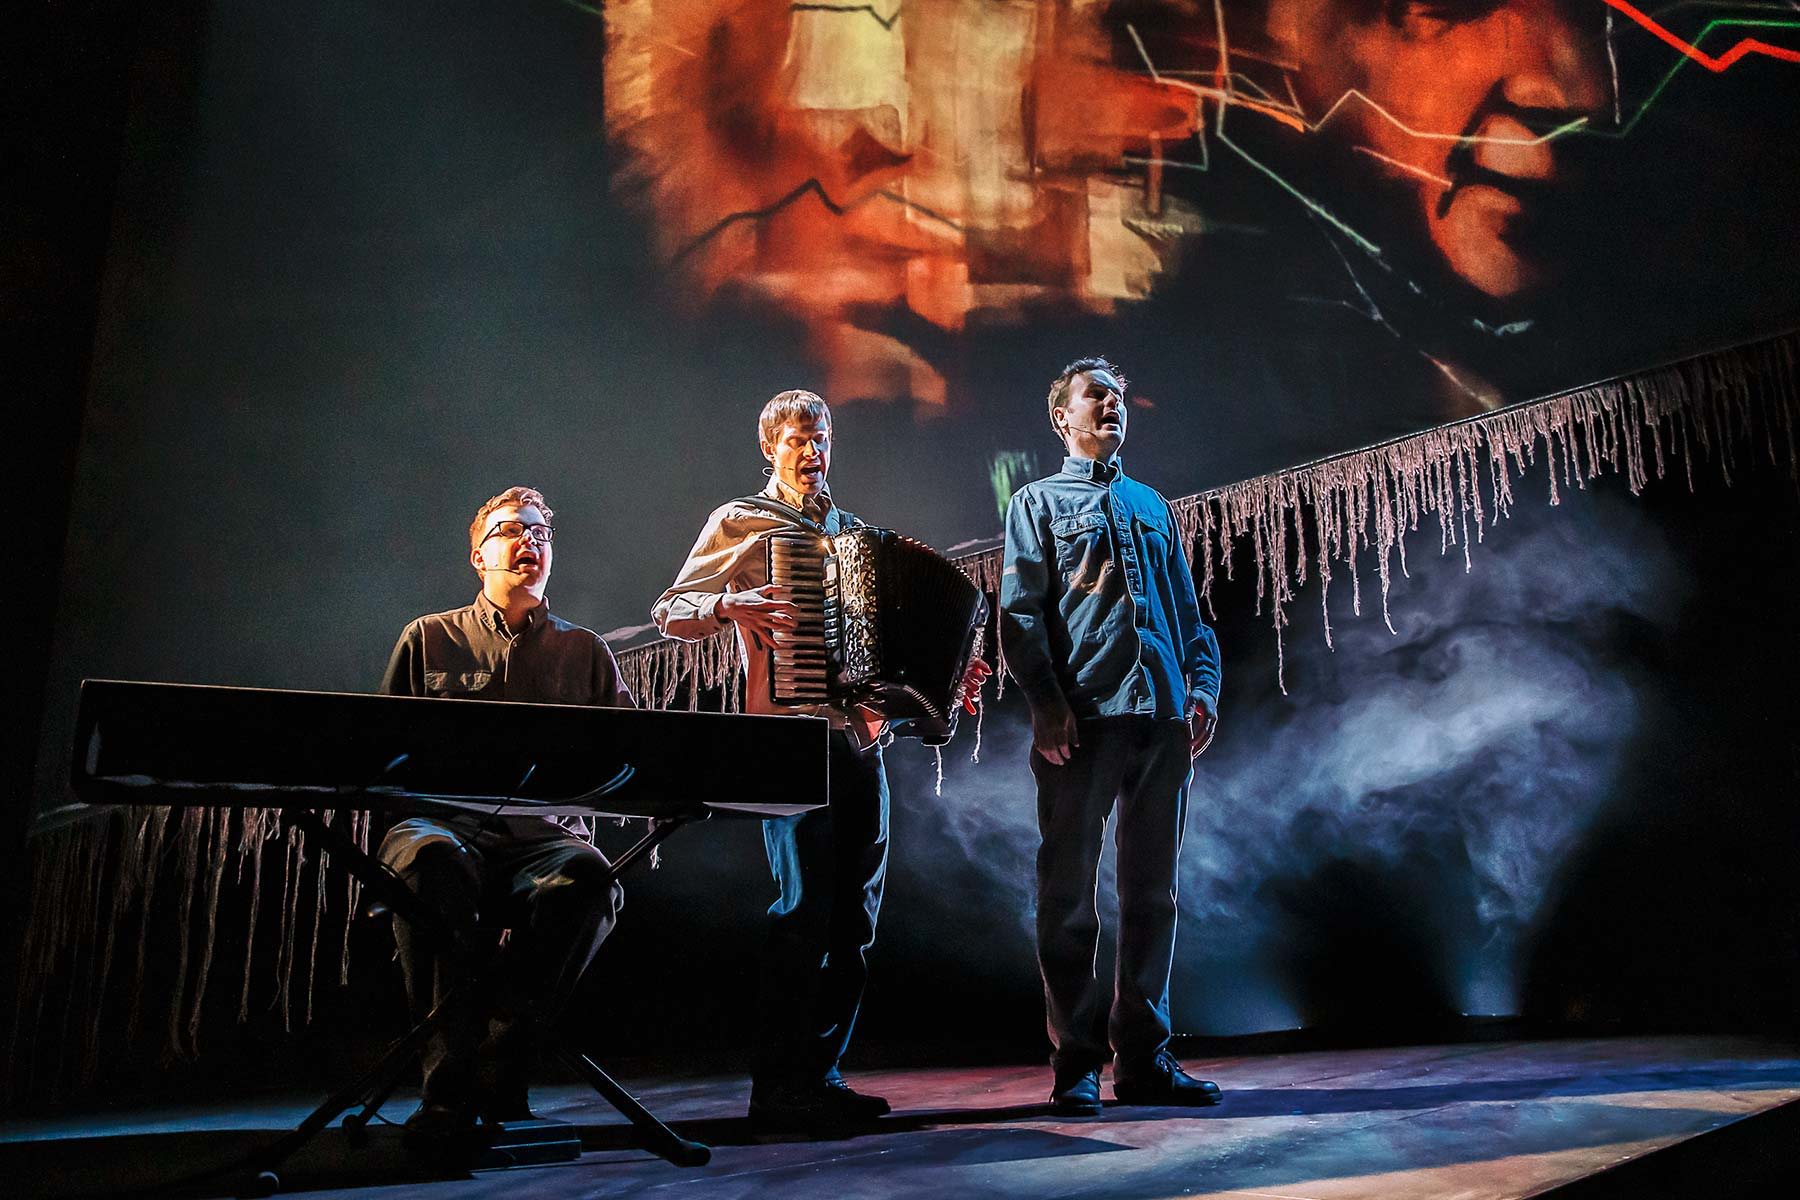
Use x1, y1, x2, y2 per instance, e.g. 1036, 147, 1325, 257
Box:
602, 0, 1796, 411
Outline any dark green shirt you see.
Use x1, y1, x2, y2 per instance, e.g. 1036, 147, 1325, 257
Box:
381, 592, 634, 709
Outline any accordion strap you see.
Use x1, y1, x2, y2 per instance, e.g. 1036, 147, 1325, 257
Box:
734, 494, 855, 535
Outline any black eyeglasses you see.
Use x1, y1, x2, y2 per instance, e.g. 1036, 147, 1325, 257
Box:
481, 520, 555, 545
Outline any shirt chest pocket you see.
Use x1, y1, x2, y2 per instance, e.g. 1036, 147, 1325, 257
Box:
1050, 512, 1109, 575
424, 669, 493, 697
1135, 514, 1173, 569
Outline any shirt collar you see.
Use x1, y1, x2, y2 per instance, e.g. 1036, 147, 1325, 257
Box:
766, 476, 834, 517
1061, 454, 1125, 484
474, 590, 546, 636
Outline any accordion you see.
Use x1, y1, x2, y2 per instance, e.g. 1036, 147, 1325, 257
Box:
767, 526, 988, 745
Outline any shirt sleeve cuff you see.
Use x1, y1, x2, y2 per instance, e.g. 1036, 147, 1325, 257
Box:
1018, 675, 1069, 712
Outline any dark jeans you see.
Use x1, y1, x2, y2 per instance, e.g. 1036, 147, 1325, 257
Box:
377, 813, 623, 1107
1032, 716, 1192, 1075
752, 731, 889, 1092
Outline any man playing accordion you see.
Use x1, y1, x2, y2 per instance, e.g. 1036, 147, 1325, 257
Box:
653, 389, 987, 1134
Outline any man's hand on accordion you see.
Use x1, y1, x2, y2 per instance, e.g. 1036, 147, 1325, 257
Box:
719, 583, 799, 649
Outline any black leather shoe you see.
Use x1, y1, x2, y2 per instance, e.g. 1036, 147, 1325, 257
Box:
478, 1084, 537, 1125
1113, 1050, 1221, 1106
823, 1077, 891, 1118
1049, 1067, 1103, 1116
475, 1023, 537, 1125
405, 1101, 473, 1136
749, 1079, 886, 1134
402, 1100, 482, 1158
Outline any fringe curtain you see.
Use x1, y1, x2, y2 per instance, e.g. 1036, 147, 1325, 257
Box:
615, 332, 1797, 690
8, 806, 370, 1100
10, 329, 1798, 1100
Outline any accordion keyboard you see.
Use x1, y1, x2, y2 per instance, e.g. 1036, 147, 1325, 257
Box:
765, 524, 986, 742
767, 531, 836, 704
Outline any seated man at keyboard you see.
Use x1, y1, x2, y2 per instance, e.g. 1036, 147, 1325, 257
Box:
378, 485, 632, 1144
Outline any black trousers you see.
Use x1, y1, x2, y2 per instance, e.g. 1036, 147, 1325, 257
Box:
1032, 716, 1192, 1075
377, 813, 623, 1107
752, 731, 889, 1092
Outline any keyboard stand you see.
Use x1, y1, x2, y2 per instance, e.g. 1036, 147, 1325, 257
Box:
227, 805, 709, 1197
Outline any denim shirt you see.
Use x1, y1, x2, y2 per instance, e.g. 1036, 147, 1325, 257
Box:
1000, 456, 1221, 721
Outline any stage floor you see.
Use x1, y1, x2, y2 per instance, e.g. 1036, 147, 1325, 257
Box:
7, 1035, 1798, 1198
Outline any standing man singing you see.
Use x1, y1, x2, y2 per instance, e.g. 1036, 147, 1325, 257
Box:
653, 389, 988, 1134
652, 390, 893, 1135
1000, 357, 1224, 1115
378, 486, 630, 1144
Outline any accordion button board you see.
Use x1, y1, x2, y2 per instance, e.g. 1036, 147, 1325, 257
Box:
768, 530, 840, 704
765, 525, 989, 745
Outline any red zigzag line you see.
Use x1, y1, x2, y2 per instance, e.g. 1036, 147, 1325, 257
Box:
1601, 0, 1800, 72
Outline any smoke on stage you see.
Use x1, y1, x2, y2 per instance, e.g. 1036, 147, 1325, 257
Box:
883, 489, 1685, 1036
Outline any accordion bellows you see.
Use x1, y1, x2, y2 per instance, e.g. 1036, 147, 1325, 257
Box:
768, 527, 988, 745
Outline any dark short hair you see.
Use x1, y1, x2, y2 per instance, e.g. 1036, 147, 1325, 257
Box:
1046, 356, 1128, 428
469, 486, 553, 550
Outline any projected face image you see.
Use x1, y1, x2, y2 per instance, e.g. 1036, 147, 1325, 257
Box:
605, 0, 1196, 405
605, 0, 1751, 418
1270, 0, 1611, 300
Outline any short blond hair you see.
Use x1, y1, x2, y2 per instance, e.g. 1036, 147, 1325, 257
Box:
469, 486, 553, 550
758, 389, 831, 446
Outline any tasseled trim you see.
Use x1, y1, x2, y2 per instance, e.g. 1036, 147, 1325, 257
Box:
9, 806, 369, 1101
617, 630, 742, 712
1173, 331, 1798, 688
613, 332, 1797, 695
11, 328, 1797, 1101
615, 332, 1785, 698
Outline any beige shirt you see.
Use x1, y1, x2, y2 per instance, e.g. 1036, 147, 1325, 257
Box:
653, 479, 875, 737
